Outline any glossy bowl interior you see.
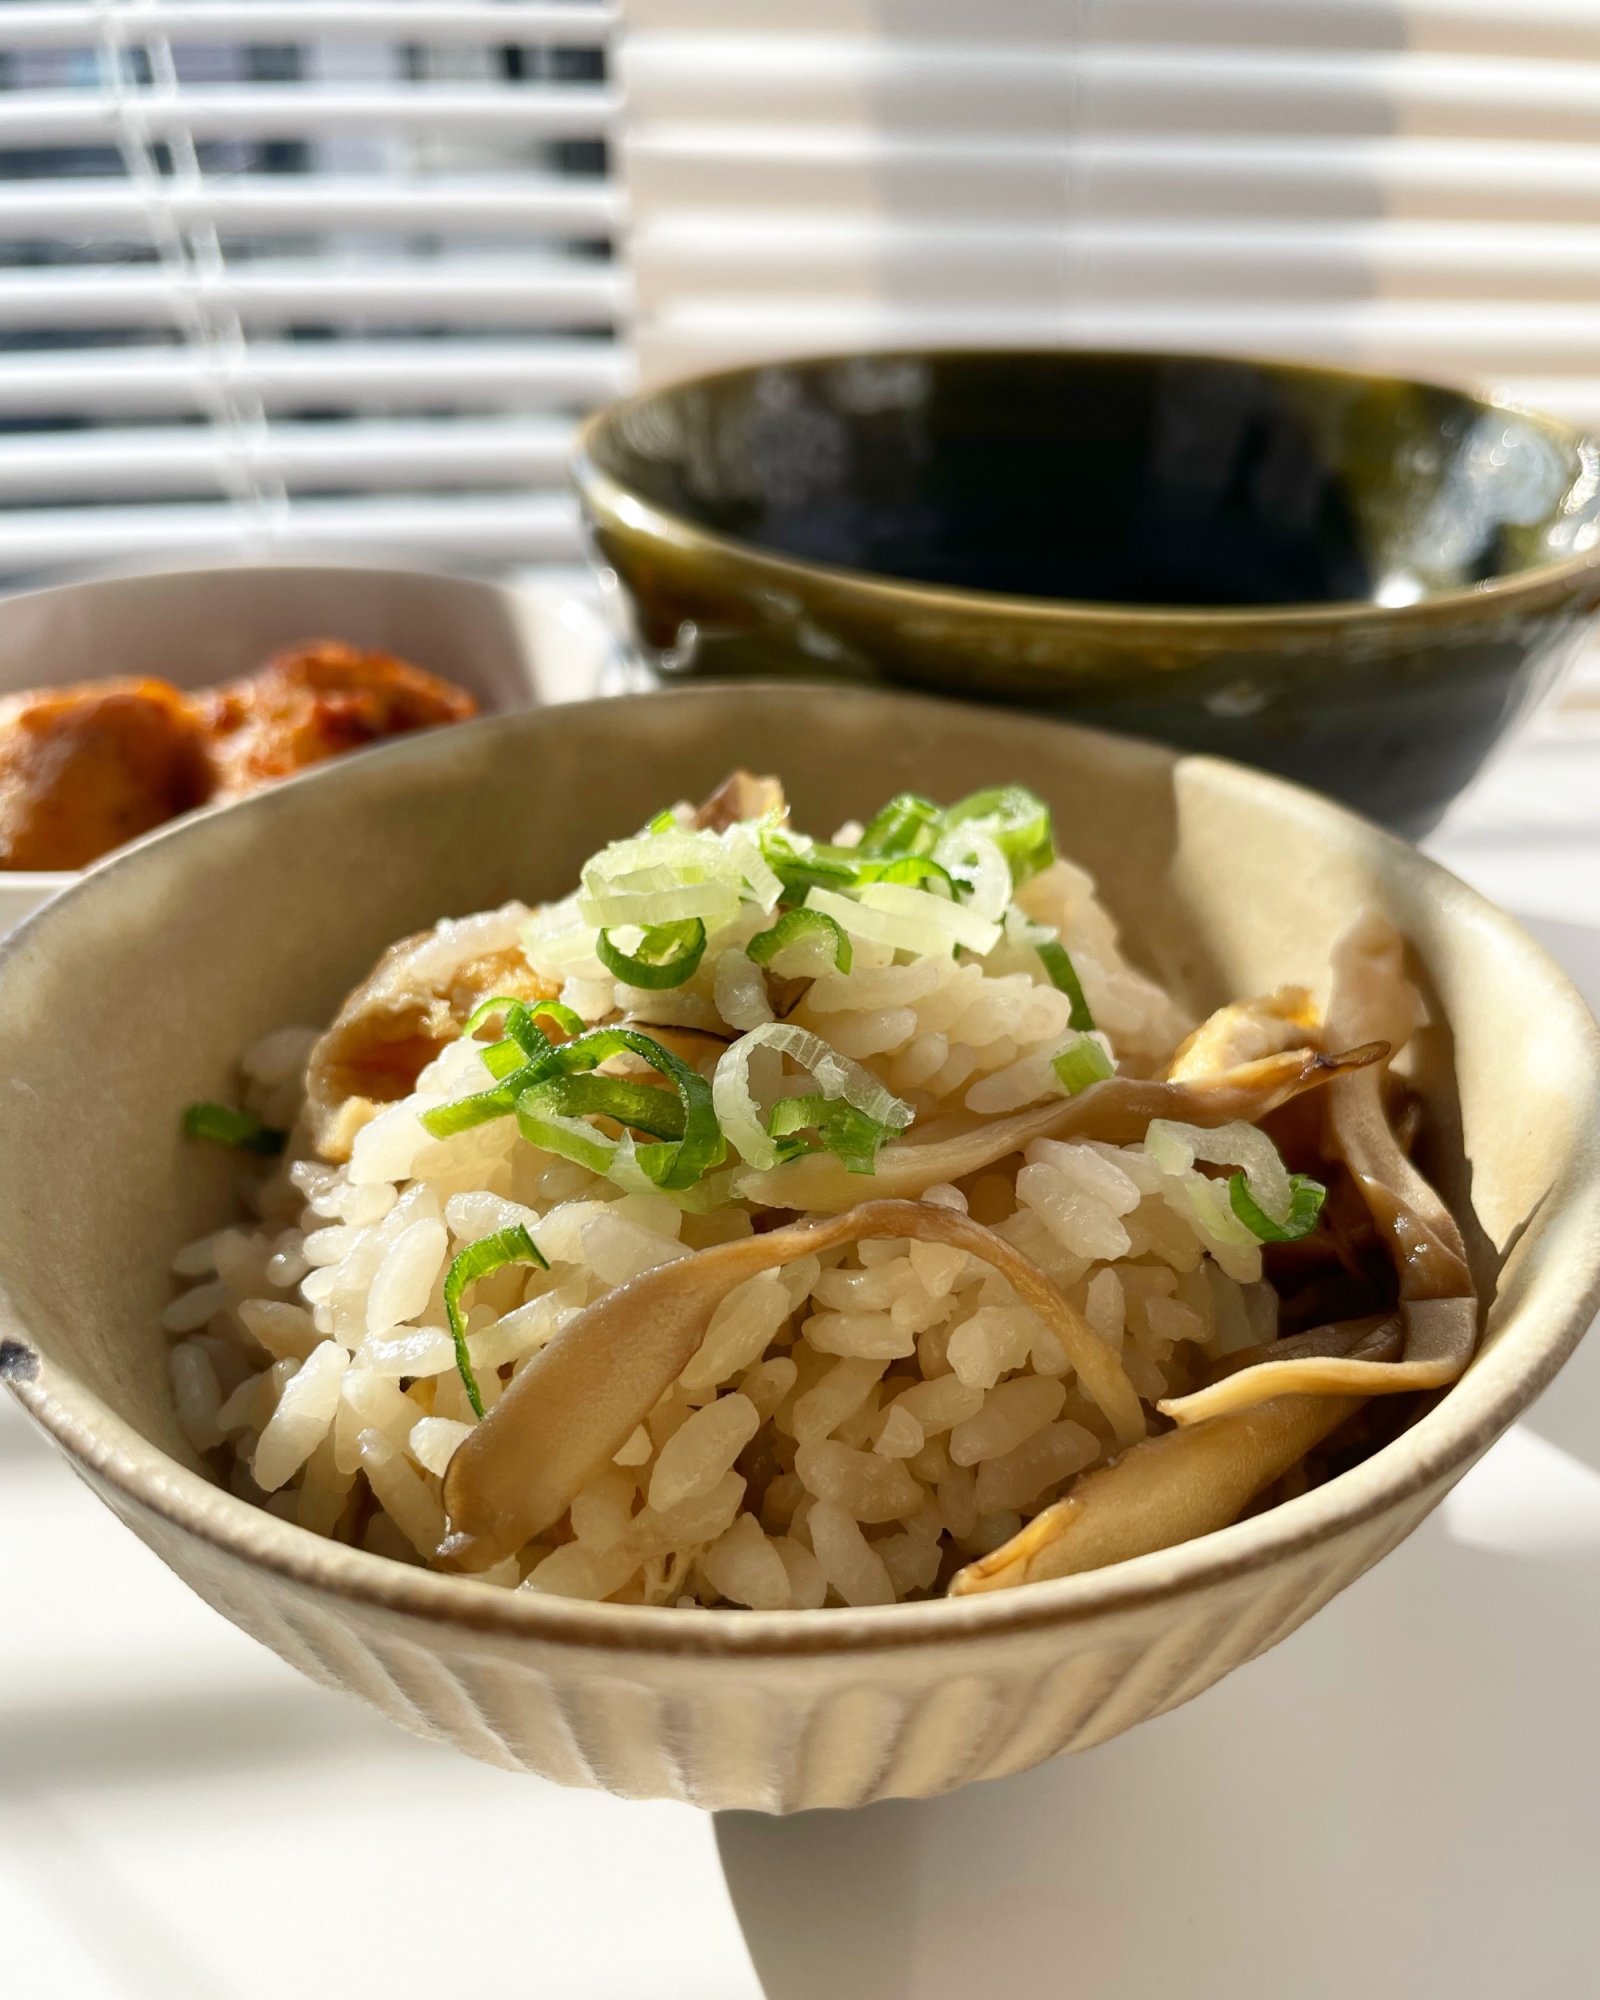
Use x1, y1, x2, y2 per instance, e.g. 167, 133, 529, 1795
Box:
4, 685, 1600, 1813
575, 351, 1600, 837
0, 559, 547, 934
590, 352, 1581, 606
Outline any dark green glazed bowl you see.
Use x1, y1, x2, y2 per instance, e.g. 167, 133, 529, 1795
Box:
573, 350, 1600, 838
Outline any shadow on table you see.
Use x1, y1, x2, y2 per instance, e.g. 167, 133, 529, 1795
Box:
717, 1362, 1600, 2000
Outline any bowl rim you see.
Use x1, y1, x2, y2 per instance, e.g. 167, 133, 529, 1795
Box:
0, 551, 521, 611
6, 686, 1600, 1660
573, 345, 1600, 632
0, 870, 72, 891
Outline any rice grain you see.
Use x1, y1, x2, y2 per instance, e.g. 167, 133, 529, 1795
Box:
808, 1502, 894, 1606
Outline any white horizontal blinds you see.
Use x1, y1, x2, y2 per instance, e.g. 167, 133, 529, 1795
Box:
618, 0, 1600, 431
0, 0, 628, 575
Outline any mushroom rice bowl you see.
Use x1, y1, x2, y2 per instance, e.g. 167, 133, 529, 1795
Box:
165, 770, 1475, 1611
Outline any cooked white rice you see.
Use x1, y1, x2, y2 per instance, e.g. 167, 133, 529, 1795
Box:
165, 795, 1295, 1609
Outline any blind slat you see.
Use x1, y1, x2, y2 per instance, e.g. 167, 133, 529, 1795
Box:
626, 128, 1600, 224
619, 0, 1600, 49
635, 216, 1600, 305
1, 3, 614, 47
624, 38, 1600, 139
0, 258, 628, 328
0, 416, 577, 500
0, 492, 585, 566
0, 340, 631, 415
0, 175, 624, 237
0, 85, 618, 145
643, 296, 1600, 374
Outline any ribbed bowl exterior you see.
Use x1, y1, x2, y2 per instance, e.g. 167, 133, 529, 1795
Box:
81, 1455, 1445, 1811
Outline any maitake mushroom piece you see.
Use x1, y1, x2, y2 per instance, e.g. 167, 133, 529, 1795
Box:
735, 1043, 1384, 1213
947, 1323, 1400, 1596
1164, 986, 1321, 1083
438, 1198, 1145, 1574
436, 1039, 1378, 1575
951, 911, 1478, 1596
1157, 913, 1474, 1425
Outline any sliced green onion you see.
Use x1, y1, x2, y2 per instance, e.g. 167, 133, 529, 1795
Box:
479, 1039, 529, 1082
516, 1026, 724, 1192
512, 1098, 619, 1179
464, 993, 582, 1045
596, 918, 707, 989
761, 819, 972, 920
1051, 1033, 1115, 1094
713, 1022, 913, 1172
1146, 1118, 1295, 1229
931, 825, 1011, 921
444, 1225, 548, 1418
420, 1080, 524, 1138
858, 852, 960, 897
422, 996, 588, 1139
858, 793, 944, 858
746, 906, 853, 974
805, 883, 959, 961
1230, 1171, 1327, 1243
768, 1093, 896, 1174
578, 828, 744, 931
856, 879, 1003, 957
1035, 938, 1096, 1031
182, 1101, 286, 1156
945, 784, 1056, 886
759, 826, 865, 901
529, 1071, 688, 1140
465, 993, 584, 1046
644, 808, 679, 835
721, 820, 784, 911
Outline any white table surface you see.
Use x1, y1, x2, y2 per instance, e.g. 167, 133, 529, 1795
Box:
5, 607, 1599, 2000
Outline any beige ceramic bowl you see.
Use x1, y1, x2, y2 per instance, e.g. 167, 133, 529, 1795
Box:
4, 686, 1599, 1813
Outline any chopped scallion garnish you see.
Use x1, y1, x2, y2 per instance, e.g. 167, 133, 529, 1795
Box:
420, 1080, 523, 1139
444, 1224, 549, 1417
526, 1071, 688, 1140
859, 853, 959, 897
1035, 938, 1096, 1031
1051, 1034, 1115, 1094
465, 993, 584, 1047
479, 1038, 529, 1082
746, 906, 853, 974
713, 1021, 913, 1172
761, 786, 1055, 919
857, 793, 943, 859
422, 996, 586, 1138
944, 784, 1055, 887
182, 1101, 286, 1156
758, 826, 866, 901
595, 917, 708, 989
1229, 1172, 1327, 1243
516, 1025, 724, 1191
767, 1093, 896, 1174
